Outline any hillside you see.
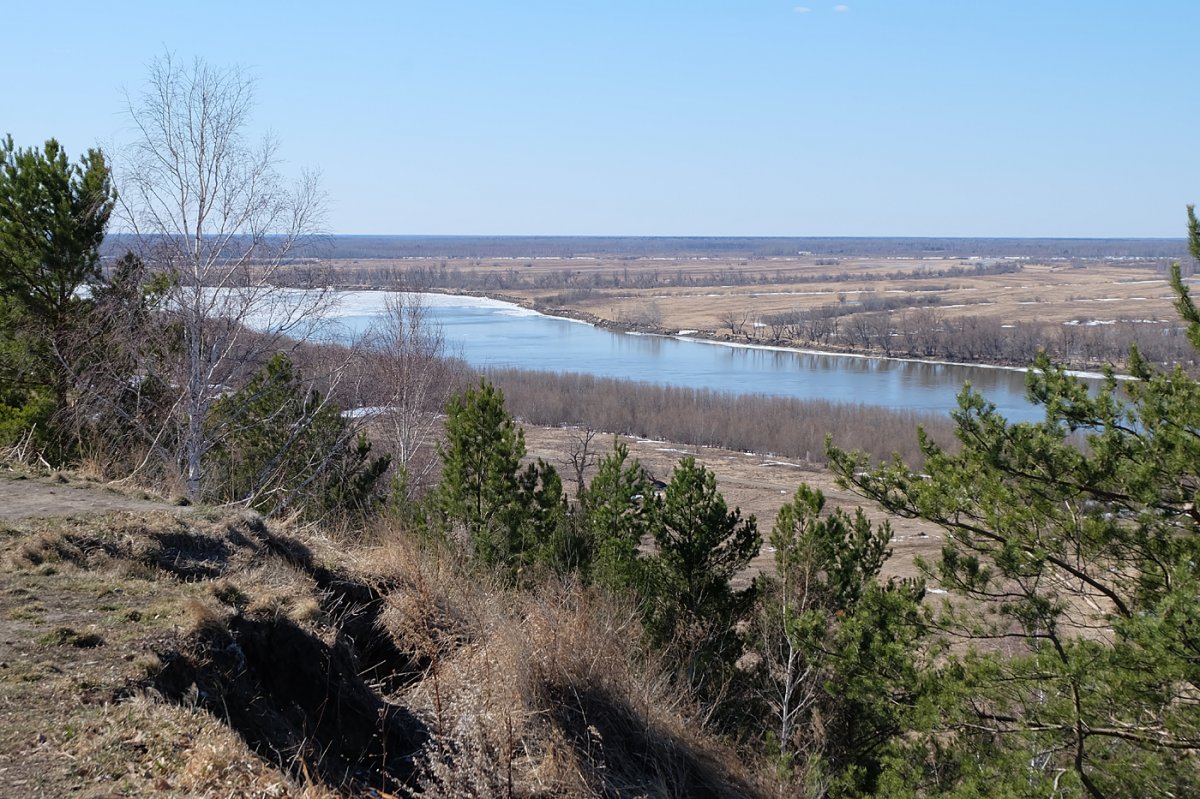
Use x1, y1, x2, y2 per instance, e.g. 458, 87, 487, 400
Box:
0, 471, 761, 797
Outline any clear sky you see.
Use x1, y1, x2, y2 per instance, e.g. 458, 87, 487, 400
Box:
3, 1, 1197, 237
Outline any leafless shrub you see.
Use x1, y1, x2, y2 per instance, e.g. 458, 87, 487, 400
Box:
361, 292, 461, 499
718, 309, 751, 336
302, 258, 1023, 293
617, 300, 664, 328
0, 426, 52, 472
561, 426, 599, 500
487, 368, 955, 467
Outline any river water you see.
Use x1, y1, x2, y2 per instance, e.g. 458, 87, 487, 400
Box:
293, 290, 1065, 423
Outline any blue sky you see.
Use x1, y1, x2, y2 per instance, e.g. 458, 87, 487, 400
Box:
3, 1, 1197, 237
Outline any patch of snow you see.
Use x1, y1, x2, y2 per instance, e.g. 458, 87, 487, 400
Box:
342, 406, 390, 418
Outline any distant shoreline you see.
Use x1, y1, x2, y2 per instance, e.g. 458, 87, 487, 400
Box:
326, 284, 1125, 382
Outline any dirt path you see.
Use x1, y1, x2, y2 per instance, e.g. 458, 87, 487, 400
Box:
0, 472, 175, 521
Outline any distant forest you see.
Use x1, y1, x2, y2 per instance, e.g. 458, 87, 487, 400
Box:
102, 234, 1189, 261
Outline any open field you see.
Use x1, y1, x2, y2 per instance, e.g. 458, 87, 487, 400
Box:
324, 254, 1186, 328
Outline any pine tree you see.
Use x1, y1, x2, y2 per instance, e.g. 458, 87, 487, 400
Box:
827, 213, 1200, 797
436, 380, 527, 569
0, 136, 114, 331
516, 457, 578, 576
752, 484, 928, 796
579, 439, 657, 593
206, 353, 389, 519
0, 136, 115, 456
645, 455, 760, 693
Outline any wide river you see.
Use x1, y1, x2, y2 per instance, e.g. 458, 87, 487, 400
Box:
290, 290, 1078, 423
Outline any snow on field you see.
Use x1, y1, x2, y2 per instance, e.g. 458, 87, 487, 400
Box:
329, 290, 539, 318
342, 406, 390, 418
747, 290, 867, 297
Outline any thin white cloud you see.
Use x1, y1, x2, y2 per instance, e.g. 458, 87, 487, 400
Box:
794, 6, 812, 12
833, 4, 850, 10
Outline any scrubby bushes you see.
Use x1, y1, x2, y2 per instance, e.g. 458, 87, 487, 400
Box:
488, 367, 956, 466
363, 536, 764, 797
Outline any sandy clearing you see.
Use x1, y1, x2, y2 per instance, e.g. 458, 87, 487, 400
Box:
0, 473, 176, 521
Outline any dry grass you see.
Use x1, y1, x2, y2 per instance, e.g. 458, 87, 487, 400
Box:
0, 510, 343, 796
63, 695, 340, 798
326, 254, 1186, 328
362, 529, 766, 798
0, 509, 374, 796
0, 494, 772, 797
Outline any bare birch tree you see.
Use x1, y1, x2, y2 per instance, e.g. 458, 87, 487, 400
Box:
367, 292, 462, 499
118, 54, 328, 500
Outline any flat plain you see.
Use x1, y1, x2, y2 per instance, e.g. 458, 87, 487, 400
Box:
327, 253, 1186, 336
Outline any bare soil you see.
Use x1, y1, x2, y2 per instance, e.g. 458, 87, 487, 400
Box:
0, 471, 177, 521
0, 508, 410, 797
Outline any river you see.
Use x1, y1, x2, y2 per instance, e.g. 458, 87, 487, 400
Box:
272, 289, 1079, 424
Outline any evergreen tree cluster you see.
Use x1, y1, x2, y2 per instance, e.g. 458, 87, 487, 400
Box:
432, 380, 763, 700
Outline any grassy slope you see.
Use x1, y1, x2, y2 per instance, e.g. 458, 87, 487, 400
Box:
0, 482, 765, 798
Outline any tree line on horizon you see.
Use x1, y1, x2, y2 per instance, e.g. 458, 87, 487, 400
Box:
102, 231, 1190, 262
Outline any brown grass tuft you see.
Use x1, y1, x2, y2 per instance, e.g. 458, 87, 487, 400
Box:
364, 529, 763, 797
64, 695, 340, 798
182, 597, 229, 637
